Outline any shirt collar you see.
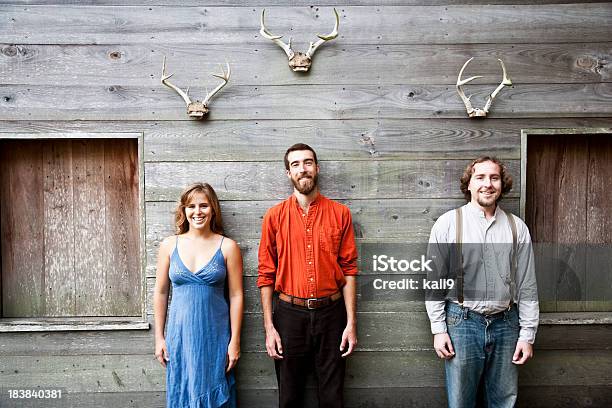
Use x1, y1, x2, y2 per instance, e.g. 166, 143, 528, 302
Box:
291, 192, 322, 211
466, 201, 500, 220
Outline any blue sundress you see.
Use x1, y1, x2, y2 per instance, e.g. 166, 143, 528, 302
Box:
166, 236, 237, 408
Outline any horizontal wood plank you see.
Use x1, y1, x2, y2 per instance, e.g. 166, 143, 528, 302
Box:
1, 350, 611, 393
143, 160, 521, 201
2, 42, 610, 86
5, 1, 607, 6
2, 4, 611, 45
5, 386, 610, 408
2, 118, 612, 162
2, 312, 611, 358
2, 83, 612, 121
141, 118, 523, 161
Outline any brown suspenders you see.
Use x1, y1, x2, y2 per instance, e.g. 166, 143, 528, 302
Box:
455, 207, 517, 307
455, 207, 464, 305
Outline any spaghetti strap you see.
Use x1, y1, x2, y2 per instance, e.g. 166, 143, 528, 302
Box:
174, 235, 179, 250
219, 236, 225, 249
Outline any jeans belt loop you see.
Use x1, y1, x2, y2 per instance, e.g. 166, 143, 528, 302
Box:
462, 306, 469, 320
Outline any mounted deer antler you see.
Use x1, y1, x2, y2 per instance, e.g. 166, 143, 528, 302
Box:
161, 56, 230, 119
456, 58, 512, 118
260, 8, 339, 72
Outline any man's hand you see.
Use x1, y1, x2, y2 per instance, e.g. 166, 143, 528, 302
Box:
340, 322, 358, 357
512, 341, 533, 365
433, 333, 455, 359
265, 325, 283, 360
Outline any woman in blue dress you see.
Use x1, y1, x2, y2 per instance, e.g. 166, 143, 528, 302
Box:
154, 182, 243, 407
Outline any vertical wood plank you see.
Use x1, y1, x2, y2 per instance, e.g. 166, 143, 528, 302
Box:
0, 140, 45, 317
43, 140, 75, 316
555, 136, 588, 312
586, 135, 612, 311
72, 140, 108, 316
104, 139, 140, 316
526, 135, 557, 312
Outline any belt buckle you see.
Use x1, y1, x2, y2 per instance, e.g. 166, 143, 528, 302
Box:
307, 298, 317, 309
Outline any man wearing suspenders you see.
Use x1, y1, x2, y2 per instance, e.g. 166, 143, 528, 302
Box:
426, 157, 539, 408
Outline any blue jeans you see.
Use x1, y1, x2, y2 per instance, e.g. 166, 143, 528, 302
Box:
445, 302, 519, 408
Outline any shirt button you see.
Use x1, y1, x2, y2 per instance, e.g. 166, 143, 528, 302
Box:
309, 261, 312, 265
310, 293, 314, 297
307, 229, 310, 232
310, 278, 314, 282
307, 245, 311, 248
302, 213, 306, 217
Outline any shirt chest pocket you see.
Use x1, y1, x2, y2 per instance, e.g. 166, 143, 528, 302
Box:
492, 244, 514, 284
319, 227, 342, 256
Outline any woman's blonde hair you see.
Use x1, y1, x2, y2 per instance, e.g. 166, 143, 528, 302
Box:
174, 182, 224, 235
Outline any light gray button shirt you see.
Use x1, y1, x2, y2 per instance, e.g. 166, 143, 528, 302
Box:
425, 202, 539, 344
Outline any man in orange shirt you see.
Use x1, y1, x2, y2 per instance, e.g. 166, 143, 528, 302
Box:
258, 143, 359, 408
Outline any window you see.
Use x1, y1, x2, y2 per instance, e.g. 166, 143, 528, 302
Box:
0, 134, 147, 331
521, 128, 612, 316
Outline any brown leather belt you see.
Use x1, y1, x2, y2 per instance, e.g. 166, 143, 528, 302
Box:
278, 291, 342, 310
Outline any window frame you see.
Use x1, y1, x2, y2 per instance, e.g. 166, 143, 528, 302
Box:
0, 132, 148, 332
520, 127, 612, 325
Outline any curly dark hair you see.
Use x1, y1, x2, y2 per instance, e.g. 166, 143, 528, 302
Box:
174, 182, 224, 235
459, 156, 513, 203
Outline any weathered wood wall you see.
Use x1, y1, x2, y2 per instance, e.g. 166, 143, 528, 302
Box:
1, 1, 612, 407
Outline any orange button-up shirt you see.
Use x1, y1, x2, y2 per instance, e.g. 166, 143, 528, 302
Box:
257, 194, 358, 298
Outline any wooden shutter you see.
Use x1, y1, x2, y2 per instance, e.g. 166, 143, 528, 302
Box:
0, 139, 141, 317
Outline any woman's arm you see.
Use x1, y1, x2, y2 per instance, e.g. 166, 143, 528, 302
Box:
224, 238, 244, 372
153, 236, 173, 368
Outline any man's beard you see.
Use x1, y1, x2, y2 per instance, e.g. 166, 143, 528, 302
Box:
475, 189, 499, 207
292, 173, 318, 195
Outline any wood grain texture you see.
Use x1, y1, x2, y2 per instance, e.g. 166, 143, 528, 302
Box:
2, 83, 612, 121
1, 117, 610, 134
42, 140, 76, 316
140, 118, 523, 162
1, 350, 611, 394
2, 4, 611, 45
0, 141, 45, 317
5, 0, 608, 6
6, 386, 610, 408
526, 133, 612, 312
2, 314, 611, 358
586, 135, 612, 311
2, 42, 610, 86
0, 138, 142, 318
104, 139, 141, 316
2, 118, 612, 162
72, 140, 108, 315
144, 160, 520, 201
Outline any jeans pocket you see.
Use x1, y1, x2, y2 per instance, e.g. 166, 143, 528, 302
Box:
446, 312, 463, 328
504, 310, 520, 330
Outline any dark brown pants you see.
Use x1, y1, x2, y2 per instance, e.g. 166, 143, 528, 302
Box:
273, 296, 347, 408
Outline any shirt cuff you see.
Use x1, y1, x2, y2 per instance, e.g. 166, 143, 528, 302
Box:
341, 264, 358, 276
431, 321, 447, 335
518, 327, 536, 344
256, 274, 275, 288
